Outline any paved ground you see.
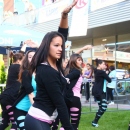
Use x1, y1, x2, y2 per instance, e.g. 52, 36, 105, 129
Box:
81, 96, 130, 111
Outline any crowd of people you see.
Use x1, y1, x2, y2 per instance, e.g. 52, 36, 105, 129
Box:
0, 0, 129, 130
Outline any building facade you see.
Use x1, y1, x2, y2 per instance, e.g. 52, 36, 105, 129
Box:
1, 0, 130, 108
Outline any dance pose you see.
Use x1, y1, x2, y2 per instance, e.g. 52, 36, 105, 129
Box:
0, 53, 23, 130
63, 54, 83, 130
92, 59, 111, 127
24, 1, 78, 130
52, 45, 92, 130
13, 50, 36, 130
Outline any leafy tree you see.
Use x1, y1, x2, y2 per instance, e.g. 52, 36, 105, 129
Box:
0, 64, 6, 84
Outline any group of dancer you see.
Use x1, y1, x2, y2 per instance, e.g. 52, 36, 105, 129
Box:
0, 0, 124, 129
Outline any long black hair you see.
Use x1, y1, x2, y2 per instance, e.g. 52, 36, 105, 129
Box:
30, 31, 65, 74
95, 58, 104, 67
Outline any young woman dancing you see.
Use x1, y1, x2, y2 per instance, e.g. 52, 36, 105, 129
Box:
0, 53, 23, 130
13, 50, 36, 130
92, 59, 111, 127
63, 54, 83, 130
24, 1, 78, 130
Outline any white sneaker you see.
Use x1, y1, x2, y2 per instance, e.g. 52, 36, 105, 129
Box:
92, 121, 99, 127
109, 101, 114, 105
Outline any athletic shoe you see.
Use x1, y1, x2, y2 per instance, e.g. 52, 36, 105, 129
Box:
108, 101, 114, 105
92, 121, 99, 127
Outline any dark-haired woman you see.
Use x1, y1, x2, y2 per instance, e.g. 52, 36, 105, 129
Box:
25, 33, 72, 130
13, 50, 36, 130
63, 54, 83, 130
107, 65, 116, 105
51, 45, 92, 130
0, 53, 23, 130
24, 1, 77, 130
13, 1, 77, 129
92, 59, 111, 127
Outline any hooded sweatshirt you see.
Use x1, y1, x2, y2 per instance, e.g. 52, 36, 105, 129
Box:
92, 68, 111, 97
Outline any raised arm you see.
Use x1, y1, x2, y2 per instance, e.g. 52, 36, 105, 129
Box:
59, 0, 78, 29
58, 0, 78, 41
19, 42, 27, 55
75, 45, 92, 54
25, 1, 78, 48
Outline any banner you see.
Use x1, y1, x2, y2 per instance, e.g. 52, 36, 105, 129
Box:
14, 0, 64, 15
69, 0, 88, 37
38, 0, 69, 23
91, 0, 125, 11
65, 41, 72, 51
14, 0, 41, 15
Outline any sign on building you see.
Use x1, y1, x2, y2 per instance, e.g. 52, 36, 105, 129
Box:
91, 0, 125, 11
69, 0, 88, 37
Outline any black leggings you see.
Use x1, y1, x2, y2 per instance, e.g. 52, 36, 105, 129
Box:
0, 99, 17, 130
52, 96, 81, 130
107, 87, 114, 101
14, 108, 27, 130
93, 93, 107, 124
25, 114, 51, 130
66, 96, 81, 130
84, 82, 90, 101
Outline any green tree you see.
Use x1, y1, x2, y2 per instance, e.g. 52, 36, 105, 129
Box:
0, 64, 6, 84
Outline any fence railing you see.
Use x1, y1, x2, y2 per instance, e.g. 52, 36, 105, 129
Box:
81, 78, 130, 113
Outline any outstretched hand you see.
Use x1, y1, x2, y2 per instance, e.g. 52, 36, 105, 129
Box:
83, 45, 93, 50
62, 0, 78, 14
25, 40, 39, 48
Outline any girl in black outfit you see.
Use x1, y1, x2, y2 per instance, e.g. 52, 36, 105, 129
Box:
92, 59, 111, 127
25, 32, 72, 130
63, 54, 83, 130
51, 46, 92, 130
14, 3, 75, 128
0, 53, 23, 130
24, 1, 77, 130
13, 50, 36, 130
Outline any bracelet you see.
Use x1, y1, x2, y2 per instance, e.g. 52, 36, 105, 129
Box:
62, 12, 68, 16
61, 12, 68, 19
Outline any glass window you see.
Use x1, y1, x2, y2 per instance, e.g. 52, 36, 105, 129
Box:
116, 34, 130, 73
116, 34, 130, 99
93, 36, 116, 67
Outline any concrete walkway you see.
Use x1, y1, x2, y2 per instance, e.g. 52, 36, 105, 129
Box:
81, 96, 130, 110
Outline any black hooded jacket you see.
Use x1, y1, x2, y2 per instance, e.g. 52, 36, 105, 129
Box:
92, 68, 111, 97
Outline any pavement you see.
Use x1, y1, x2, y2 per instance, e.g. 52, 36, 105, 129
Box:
81, 96, 130, 111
